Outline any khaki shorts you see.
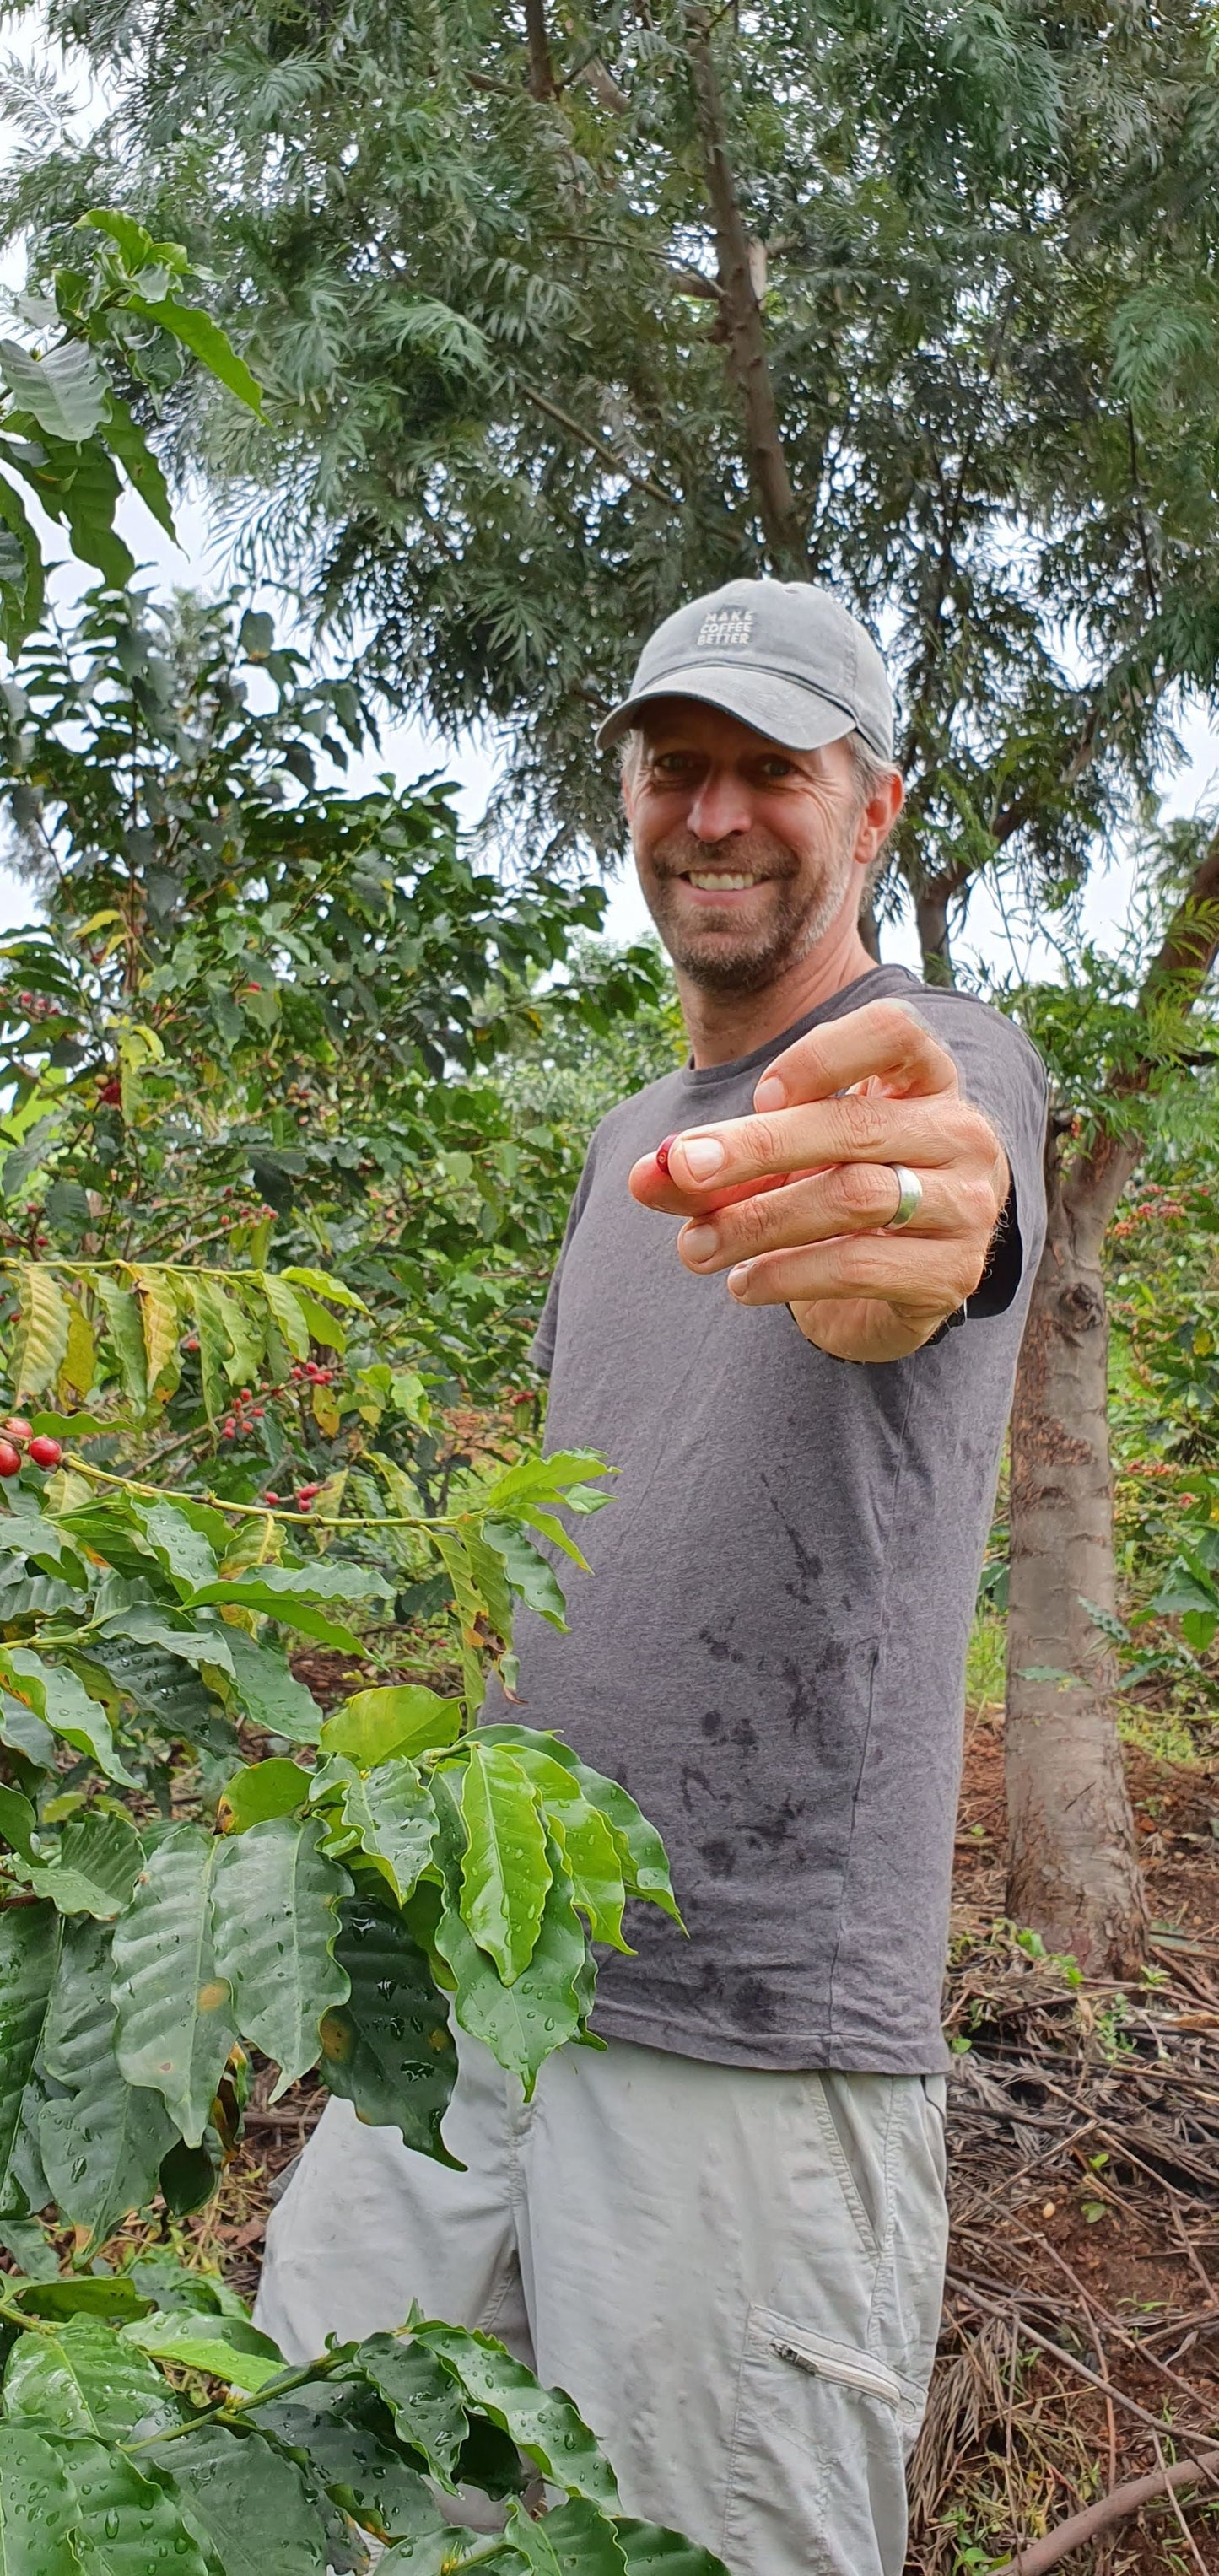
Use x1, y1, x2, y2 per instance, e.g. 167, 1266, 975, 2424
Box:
256, 2035, 948, 2576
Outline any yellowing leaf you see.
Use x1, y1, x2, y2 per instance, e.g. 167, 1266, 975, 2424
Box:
132, 1268, 183, 1400
12, 1267, 71, 1399
57, 1293, 96, 1404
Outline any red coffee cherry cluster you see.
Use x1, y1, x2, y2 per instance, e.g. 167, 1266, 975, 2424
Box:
0, 1417, 63, 1478
220, 1387, 267, 1442
264, 1480, 321, 1513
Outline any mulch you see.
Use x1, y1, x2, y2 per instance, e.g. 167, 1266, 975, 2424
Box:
909, 1711, 1219, 2573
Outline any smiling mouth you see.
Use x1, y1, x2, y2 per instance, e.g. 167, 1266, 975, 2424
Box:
682, 870, 768, 892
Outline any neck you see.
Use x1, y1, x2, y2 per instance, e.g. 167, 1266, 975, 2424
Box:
677, 906, 878, 1069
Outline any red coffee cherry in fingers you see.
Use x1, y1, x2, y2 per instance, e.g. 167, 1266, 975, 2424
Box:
28, 1435, 62, 1469
3, 1419, 31, 1443
0, 1440, 21, 1478
655, 1134, 678, 1176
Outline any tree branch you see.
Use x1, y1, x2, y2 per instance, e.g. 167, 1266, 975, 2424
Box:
1064, 821, 1219, 1242
989, 2446, 1219, 2576
515, 378, 678, 505
683, 6, 808, 573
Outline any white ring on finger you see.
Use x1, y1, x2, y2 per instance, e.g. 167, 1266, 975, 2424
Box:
884, 1164, 923, 1231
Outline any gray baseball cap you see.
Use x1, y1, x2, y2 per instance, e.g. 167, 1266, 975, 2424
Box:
596, 577, 894, 762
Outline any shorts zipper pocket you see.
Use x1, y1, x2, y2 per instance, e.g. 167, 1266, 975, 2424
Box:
770, 2333, 902, 2410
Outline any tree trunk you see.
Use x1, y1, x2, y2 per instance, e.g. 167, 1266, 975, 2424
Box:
523, 0, 558, 98
914, 880, 956, 984
1006, 1130, 1146, 1970
1005, 826, 1219, 1967
683, 8, 809, 575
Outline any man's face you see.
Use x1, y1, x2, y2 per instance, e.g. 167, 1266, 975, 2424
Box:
623, 700, 876, 994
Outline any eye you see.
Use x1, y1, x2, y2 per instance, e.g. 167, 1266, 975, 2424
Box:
758, 755, 796, 780
650, 751, 700, 779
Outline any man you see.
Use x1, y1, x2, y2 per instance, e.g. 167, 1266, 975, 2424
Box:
257, 579, 1048, 2576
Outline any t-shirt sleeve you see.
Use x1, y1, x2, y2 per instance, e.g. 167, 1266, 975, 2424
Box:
529, 1138, 600, 1375
919, 995, 1049, 1321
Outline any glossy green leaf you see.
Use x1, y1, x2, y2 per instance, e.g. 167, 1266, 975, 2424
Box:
127, 296, 265, 416
318, 1894, 456, 2156
92, 1278, 148, 1410
223, 1630, 325, 1742
499, 1752, 630, 1953
332, 1761, 438, 1902
24, 1808, 143, 1918
256, 1275, 310, 1360
98, 392, 176, 536
0, 471, 42, 650
354, 2336, 469, 2492
40, 1916, 175, 2242
0, 1647, 134, 1788
134, 1503, 220, 1597
520, 2501, 627, 2574
499, 2506, 566, 2574
458, 1744, 551, 1984
254, 2376, 446, 2543
212, 1815, 350, 2098
0, 1786, 37, 1861
614, 2524, 733, 2575
218, 1759, 310, 1833
127, 2255, 248, 2319
0, 2423, 80, 2576
145, 2423, 328, 2576
321, 1686, 461, 1769
432, 1800, 586, 2097
410, 2322, 618, 2509
279, 1266, 367, 1312
0, 1903, 57, 2192
52, 2433, 211, 2576
482, 1733, 681, 1928
3, 2315, 178, 2441
5, 2278, 154, 2326
122, 2310, 284, 2394
482, 1522, 569, 1631
0, 336, 110, 441
111, 1824, 237, 2145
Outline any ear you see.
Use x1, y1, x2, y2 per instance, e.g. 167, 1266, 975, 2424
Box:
854, 768, 903, 870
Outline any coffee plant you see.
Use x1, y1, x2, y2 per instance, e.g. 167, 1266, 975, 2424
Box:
0, 214, 724, 2575
0, 1259, 726, 2574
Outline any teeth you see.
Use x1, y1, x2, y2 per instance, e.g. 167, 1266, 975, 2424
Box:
685, 872, 762, 892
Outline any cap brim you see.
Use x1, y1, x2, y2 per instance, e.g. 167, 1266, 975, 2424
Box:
595, 664, 859, 755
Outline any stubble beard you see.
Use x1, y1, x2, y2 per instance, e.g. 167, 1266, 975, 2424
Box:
641, 827, 857, 995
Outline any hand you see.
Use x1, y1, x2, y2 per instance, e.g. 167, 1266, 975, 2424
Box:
628, 1000, 1010, 1362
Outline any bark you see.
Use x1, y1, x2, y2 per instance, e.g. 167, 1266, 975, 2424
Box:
683, 8, 809, 574
914, 877, 958, 985
1005, 827, 1219, 1968
1005, 1124, 1146, 1971
523, 0, 558, 99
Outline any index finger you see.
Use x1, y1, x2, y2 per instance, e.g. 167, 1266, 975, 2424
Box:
752, 999, 960, 1115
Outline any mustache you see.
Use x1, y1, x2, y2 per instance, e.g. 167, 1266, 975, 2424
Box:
650, 830, 799, 883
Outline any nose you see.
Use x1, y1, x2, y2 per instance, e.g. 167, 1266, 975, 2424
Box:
687, 768, 753, 842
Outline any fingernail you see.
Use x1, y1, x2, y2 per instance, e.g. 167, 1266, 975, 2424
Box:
753, 1075, 786, 1112
677, 1133, 726, 1181
727, 1264, 752, 1297
655, 1133, 678, 1173
682, 1222, 719, 1263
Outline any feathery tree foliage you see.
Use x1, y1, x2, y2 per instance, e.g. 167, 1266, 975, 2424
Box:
5, 0, 1219, 964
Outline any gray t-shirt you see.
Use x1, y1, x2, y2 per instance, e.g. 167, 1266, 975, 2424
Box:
515, 964, 1048, 2074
